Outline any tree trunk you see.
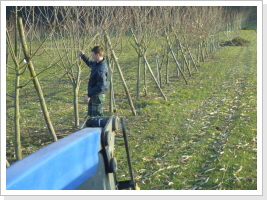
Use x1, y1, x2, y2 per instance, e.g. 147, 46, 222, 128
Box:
156, 53, 163, 88
104, 31, 137, 116
73, 61, 81, 128
136, 54, 141, 100
130, 29, 167, 101
6, 27, 22, 160
165, 52, 169, 84
164, 29, 188, 85
14, 63, 22, 160
110, 66, 116, 113
183, 35, 198, 71
104, 37, 116, 113
73, 86, 79, 128
204, 41, 209, 58
18, 17, 57, 142
14, 7, 22, 160
144, 60, 147, 96
155, 53, 161, 87
172, 31, 191, 77
109, 62, 116, 113
200, 42, 205, 62
143, 56, 167, 101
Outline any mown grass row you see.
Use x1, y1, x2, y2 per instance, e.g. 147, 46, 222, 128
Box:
113, 30, 257, 190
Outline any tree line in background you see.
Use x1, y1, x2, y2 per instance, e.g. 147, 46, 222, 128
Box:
6, 6, 255, 162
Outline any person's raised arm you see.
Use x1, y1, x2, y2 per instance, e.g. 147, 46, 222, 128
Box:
79, 50, 93, 68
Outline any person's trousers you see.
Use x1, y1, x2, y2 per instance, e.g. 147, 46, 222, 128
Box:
88, 94, 105, 117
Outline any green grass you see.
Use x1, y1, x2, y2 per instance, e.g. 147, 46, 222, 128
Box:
6, 28, 257, 190
113, 30, 257, 190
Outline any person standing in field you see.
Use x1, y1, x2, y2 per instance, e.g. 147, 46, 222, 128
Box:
79, 46, 108, 117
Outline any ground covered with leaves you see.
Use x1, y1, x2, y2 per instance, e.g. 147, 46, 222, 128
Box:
6, 30, 257, 190
114, 30, 257, 190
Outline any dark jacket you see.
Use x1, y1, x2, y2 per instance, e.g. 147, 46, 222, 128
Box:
81, 54, 109, 97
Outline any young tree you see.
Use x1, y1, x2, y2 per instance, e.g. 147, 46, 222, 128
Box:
128, 6, 167, 101
17, 17, 58, 142
6, 7, 22, 160
39, 6, 102, 127
164, 28, 188, 85
103, 7, 137, 115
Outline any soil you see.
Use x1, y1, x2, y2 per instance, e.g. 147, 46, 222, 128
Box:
241, 27, 254, 30
221, 37, 250, 46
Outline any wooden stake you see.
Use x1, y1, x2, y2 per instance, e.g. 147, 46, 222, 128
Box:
18, 17, 58, 142
172, 30, 192, 77
130, 29, 167, 101
183, 35, 198, 71
104, 31, 137, 116
164, 29, 188, 85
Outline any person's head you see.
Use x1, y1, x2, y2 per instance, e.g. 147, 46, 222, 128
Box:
91, 46, 104, 62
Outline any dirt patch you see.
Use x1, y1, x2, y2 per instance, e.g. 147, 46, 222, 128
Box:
222, 37, 250, 46
241, 27, 254, 30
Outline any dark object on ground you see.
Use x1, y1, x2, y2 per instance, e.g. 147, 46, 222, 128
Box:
222, 37, 250, 46
241, 27, 254, 30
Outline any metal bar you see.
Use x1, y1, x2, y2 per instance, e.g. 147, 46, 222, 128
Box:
120, 117, 134, 187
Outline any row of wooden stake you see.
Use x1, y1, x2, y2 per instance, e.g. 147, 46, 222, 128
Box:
104, 29, 221, 116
